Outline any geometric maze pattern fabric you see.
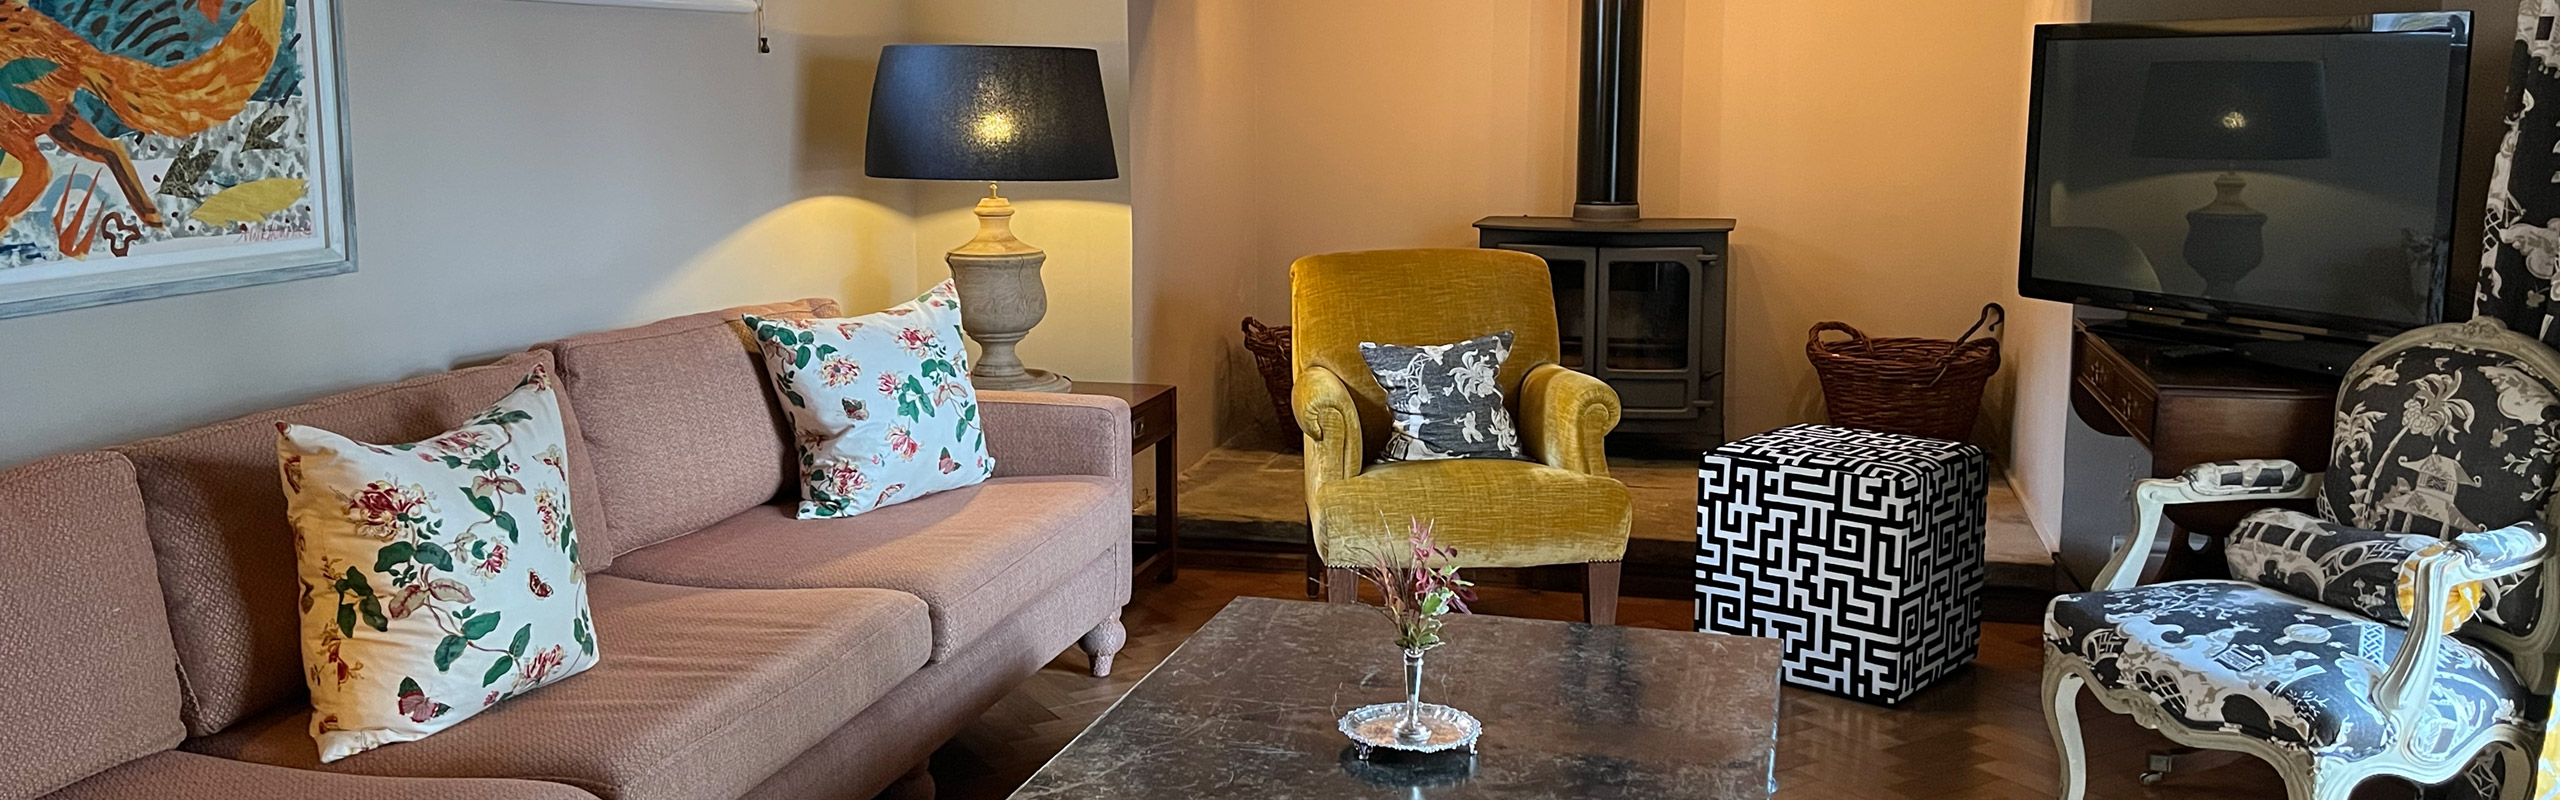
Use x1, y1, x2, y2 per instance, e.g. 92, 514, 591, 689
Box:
1697, 424, 1989, 705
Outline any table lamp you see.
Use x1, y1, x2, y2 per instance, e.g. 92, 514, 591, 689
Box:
866, 44, 1118, 392
2130, 60, 2331, 298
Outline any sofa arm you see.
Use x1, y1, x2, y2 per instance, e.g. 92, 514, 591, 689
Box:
1518, 364, 1620, 475
1293, 366, 1364, 485
982, 391, 1131, 482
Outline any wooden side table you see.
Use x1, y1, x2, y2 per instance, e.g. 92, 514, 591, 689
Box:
1070, 382, 1179, 583
2068, 320, 2337, 584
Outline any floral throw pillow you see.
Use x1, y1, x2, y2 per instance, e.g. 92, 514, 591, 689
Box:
745, 280, 994, 519
277, 366, 598, 763
1359, 331, 1522, 462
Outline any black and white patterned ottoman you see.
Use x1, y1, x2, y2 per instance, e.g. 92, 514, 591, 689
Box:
1695, 423, 1988, 705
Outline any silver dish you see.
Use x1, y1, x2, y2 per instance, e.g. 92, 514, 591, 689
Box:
1338, 702, 1482, 758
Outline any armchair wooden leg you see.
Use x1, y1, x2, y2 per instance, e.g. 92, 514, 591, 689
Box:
1583, 561, 1621, 625
1326, 566, 1358, 603
2044, 662, 2089, 800
1305, 537, 1323, 598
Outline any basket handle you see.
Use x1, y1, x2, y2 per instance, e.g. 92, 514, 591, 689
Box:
1938, 303, 2005, 360
1808, 321, 1875, 354
1916, 303, 2005, 387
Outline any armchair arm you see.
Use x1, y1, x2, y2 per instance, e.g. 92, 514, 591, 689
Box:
1292, 366, 1365, 486
1518, 364, 1621, 474
2373, 523, 2549, 718
2093, 460, 2322, 591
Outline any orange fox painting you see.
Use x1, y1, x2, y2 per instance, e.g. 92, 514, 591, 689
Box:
0, 0, 351, 319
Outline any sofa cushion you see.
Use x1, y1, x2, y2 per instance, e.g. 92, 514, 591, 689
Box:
603, 476, 1126, 662
279, 366, 600, 762
116, 351, 593, 738
43, 751, 600, 800
538, 299, 839, 563
0, 452, 186, 800
185, 576, 929, 800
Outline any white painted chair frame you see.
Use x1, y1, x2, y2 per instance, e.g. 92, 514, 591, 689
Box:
2043, 317, 2560, 800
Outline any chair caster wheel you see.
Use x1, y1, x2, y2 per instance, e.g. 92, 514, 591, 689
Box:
2139, 771, 2166, 786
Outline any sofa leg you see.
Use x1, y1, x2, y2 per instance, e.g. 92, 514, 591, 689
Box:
875, 759, 935, 800
1584, 561, 1621, 625
1326, 566, 1359, 603
1079, 614, 1127, 678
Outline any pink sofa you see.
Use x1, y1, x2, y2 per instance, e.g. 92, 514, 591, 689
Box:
1, 299, 1132, 800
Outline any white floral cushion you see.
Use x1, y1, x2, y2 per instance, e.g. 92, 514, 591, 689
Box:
745, 280, 993, 519
278, 366, 598, 762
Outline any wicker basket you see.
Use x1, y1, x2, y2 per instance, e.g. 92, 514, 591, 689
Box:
1242, 317, 1303, 443
1807, 304, 2003, 443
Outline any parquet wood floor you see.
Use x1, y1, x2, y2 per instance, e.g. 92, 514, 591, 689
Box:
929, 566, 2417, 799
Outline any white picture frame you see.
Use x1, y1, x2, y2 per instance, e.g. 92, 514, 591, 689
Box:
0, 0, 357, 319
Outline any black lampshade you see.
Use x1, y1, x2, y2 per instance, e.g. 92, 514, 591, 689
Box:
2131, 60, 2331, 161
864, 45, 1118, 182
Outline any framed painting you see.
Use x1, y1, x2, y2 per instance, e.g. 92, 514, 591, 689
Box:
0, 0, 352, 319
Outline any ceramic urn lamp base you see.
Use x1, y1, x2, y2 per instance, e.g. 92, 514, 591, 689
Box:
947, 185, 1071, 393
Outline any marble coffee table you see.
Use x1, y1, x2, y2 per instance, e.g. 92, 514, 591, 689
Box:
1009, 597, 1783, 799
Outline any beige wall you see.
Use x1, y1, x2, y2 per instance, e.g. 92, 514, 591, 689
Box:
0, 0, 1133, 467
1132, 0, 2074, 536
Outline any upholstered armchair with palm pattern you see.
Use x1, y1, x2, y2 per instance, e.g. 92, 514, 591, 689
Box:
1290, 248, 1633, 623
2043, 317, 2560, 800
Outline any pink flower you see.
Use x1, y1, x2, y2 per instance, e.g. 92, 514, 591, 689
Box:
820, 356, 861, 387
534, 489, 565, 543
823, 463, 871, 495
341, 482, 429, 540
483, 691, 501, 708
519, 645, 568, 685
878, 372, 902, 397
894, 327, 936, 355
886, 426, 920, 460
429, 429, 492, 453
474, 544, 509, 577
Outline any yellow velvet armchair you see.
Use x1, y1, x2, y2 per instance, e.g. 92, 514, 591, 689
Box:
1291, 248, 1633, 623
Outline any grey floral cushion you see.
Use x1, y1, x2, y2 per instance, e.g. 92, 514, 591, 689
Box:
2045, 581, 2527, 763
2226, 509, 2437, 626
1359, 331, 1522, 462
2225, 510, 2545, 638
2323, 343, 2560, 537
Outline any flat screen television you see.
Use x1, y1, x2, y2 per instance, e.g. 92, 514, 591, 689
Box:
2020, 14, 2472, 344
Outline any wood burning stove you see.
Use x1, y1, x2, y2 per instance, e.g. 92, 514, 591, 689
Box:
1477, 0, 1732, 448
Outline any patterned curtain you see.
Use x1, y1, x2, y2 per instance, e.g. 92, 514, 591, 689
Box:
2473, 6, 2560, 798
2482, 0, 2560, 346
